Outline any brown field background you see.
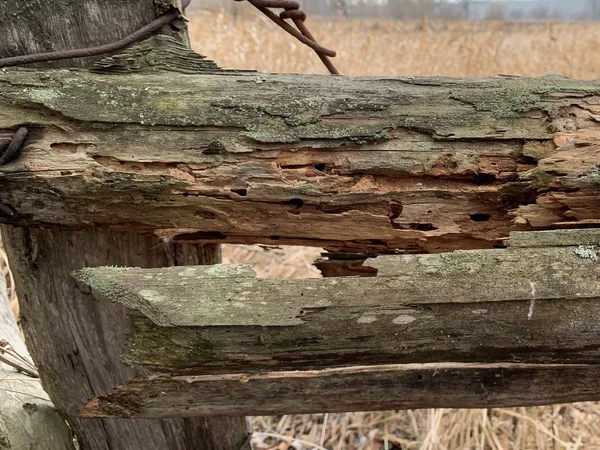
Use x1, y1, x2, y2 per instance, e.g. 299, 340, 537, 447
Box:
189, 10, 600, 78
2, 10, 600, 450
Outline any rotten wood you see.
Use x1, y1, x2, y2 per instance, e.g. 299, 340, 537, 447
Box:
1, 42, 600, 252
0, 1, 249, 449
80, 363, 600, 418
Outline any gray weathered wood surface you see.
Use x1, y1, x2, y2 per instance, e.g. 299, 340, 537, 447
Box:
1, 45, 600, 251
0, 271, 75, 450
81, 363, 600, 418
75, 235, 600, 374
0, 0, 187, 68
0, 1, 249, 449
74, 231, 600, 416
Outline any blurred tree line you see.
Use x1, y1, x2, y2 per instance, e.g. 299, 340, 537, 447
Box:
190, 0, 600, 21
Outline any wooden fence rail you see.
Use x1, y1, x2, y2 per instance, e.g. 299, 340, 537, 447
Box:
75, 229, 600, 417
1, 38, 599, 252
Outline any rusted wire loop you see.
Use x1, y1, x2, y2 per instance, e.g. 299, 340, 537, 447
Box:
0, 127, 28, 166
279, 10, 306, 21
235, 0, 339, 74
258, 0, 306, 20
0, 9, 181, 69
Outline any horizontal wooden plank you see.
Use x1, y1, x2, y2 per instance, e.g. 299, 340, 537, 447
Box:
1, 41, 600, 251
79, 363, 600, 418
74, 241, 600, 374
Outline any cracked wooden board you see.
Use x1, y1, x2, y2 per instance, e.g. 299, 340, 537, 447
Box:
1, 42, 600, 251
80, 363, 600, 418
73, 235, 600, 375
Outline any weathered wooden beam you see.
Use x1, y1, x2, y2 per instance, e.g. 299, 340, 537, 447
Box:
74, 236, 600, 373
81, 363, 600, 418
1, 51, 600, 252
73, 230, 600, 416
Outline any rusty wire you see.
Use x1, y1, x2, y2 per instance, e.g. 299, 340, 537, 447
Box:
235, 0, 339, 74
0, 128, 28, 167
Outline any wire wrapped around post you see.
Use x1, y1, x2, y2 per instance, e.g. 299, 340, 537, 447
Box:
234, 0, 340, 75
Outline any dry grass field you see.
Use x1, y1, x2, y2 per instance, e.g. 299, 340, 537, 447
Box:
188, 10, 600, 78
2, 11, 600, 450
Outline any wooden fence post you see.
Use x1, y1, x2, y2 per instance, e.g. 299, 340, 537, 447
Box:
0, 2, 249, 449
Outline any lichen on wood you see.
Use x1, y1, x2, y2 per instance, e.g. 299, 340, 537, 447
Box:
74, 232, 600, 376
1, 59, 600, 252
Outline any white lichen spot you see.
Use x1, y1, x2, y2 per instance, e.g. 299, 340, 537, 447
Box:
528, 299, 535, 320
178, 267, 199, 277
472, 309, 488, 315
357, 315, 377, 324
143, 275, 154, 280
527, 281, 537, 320
575, 245, 599, 261
138, 289, 167, 304
393, 315, 416, 325
28, 89, 60, 102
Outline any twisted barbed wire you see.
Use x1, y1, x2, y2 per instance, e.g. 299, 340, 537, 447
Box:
236, 0, 339, 74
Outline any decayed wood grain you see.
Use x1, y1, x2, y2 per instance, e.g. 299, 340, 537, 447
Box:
80, 363, 600, 418
0, 2, 249, 449
73, 238, 600, 375
1, 46, 600, 251
74, 231, 600, 416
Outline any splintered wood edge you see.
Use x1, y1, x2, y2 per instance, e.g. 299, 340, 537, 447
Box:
78, 362, 600, 418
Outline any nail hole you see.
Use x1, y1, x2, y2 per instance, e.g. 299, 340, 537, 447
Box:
470, 213, 491, 222
409, 223, 437, 231
474, 173, 496, 184
284, 198, 304, 208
